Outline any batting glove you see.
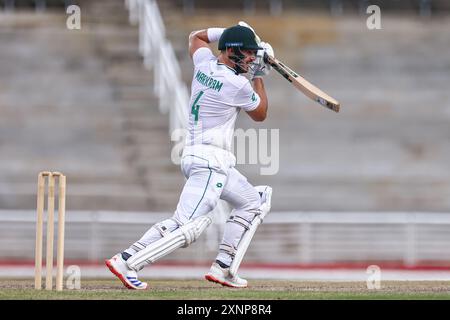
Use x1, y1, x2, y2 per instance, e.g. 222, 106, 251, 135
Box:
251, 42, 274, 79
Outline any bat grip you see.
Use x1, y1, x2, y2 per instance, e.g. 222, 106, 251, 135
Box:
263, 51, 269, 64
263, 52, 276, 68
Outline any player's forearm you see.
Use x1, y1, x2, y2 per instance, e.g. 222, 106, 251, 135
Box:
189, 28, 225, 44
189, 28, 225, 57
252, 78, 268, 121
189, 29, 209, 44
253, 78, 268, 106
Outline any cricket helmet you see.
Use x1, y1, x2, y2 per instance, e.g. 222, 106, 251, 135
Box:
218, 25, 262, 51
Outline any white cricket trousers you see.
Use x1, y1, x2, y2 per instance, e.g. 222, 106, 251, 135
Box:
125, 145, 262, 267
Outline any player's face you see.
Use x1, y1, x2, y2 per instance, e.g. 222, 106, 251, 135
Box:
240, 49, 257, 72
226, 48, 257, 73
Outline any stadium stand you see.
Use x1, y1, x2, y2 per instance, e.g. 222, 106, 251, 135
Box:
0, 0, 183, 211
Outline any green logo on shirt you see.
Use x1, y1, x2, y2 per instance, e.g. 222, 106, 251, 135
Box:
251, 93, 256, 102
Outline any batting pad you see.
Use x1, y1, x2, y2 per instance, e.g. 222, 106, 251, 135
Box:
126, 214, 213, 271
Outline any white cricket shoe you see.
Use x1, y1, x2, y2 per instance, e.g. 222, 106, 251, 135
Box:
205, 262, 248, 288
105, 253, 148, 290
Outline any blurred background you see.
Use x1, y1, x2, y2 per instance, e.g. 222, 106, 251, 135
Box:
0, 0, 450, 280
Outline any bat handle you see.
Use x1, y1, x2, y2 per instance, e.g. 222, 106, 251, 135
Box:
263, 52, 276, 68
263, 51, 269, 64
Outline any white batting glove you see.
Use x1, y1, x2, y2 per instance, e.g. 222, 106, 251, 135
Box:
251, 42, 275, 79
238, 21, 261, 44
260, 41, 274, 60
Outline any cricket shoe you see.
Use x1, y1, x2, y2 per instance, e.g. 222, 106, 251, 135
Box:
205, 262, 248, 288
105, 253, 148, 290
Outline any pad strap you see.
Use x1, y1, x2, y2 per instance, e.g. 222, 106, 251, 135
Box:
227, 214, 252, 230
219, 243, 236, 258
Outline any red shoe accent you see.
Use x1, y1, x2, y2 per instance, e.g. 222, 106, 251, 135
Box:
205, 274, 244, 288
105, 259, 142, 290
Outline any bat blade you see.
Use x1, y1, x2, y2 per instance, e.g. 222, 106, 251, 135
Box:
265, 54, 340, 113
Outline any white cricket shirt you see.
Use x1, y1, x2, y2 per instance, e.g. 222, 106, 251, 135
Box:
185, 47, 261, 152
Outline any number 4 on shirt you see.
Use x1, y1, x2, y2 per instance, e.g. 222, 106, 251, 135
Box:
191, 91, 204, 124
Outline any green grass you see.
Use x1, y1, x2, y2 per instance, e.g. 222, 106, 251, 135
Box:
2, 290, 450, 300
1, 279, 450, 300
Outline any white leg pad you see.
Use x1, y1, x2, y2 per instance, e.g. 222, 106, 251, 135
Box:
229, 185, 272, 276
127, 214, 213, 271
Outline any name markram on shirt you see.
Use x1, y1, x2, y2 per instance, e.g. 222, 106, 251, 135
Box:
195, 70, 224, 92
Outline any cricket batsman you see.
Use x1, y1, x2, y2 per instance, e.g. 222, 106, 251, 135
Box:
106, 22, 273, 289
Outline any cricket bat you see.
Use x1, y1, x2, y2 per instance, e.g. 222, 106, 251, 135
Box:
264, 54, 340, 113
